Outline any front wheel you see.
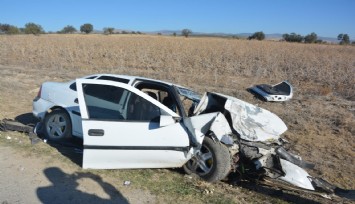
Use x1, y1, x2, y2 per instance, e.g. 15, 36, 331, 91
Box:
43, 109, 72, 141
183, 137, 231, 182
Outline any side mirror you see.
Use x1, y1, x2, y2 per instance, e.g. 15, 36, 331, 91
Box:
159, 115, 178, 127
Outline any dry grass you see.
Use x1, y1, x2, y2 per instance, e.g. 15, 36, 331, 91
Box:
0, 34, 354, 99
0, 34, 354, 202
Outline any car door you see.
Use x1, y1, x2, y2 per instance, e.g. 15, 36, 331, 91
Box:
76, 79, 191, 169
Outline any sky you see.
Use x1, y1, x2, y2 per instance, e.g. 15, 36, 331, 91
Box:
1, 0, 355, 38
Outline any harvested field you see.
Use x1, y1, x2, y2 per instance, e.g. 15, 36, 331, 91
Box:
0, 34, 354, 203
1, 34, 354, 99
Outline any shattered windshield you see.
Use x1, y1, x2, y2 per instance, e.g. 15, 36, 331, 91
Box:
175, 86, 201, 116
176, 87, 201, 102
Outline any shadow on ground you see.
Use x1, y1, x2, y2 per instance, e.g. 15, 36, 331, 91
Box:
15, 112, 84, 166
15, 113, 39, 126
37, 167, 129, 204
45, 137, 84, 167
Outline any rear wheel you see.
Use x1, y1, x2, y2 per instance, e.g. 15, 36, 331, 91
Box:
183, 137, 231, 182
43, 109, 72, 141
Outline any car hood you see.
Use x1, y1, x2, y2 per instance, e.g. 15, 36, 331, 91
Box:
194, 92, 288, 142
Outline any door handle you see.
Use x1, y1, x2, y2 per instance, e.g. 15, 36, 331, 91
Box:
88, 129, 104, 136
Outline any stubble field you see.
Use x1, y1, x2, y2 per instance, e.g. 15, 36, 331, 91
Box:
0, 34, 354, 203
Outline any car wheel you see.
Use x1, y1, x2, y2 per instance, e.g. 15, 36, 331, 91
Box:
44, 109, 72, 141
183, 137, 231, 182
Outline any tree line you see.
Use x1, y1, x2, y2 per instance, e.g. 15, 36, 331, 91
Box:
0, 22, 353, 44
0, 23, 144, 35
247, 31, 353, 45
0, 22, 193, 38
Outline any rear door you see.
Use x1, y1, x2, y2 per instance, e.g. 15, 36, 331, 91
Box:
76, 79, 190, 169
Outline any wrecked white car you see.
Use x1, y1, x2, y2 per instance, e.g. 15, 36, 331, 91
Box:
33, 75, 345, 196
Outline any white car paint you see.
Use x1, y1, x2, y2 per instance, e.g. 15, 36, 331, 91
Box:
81, 120, 191, 169
33, 74, 319, 192
250, 81, 293, 102
195, 92, 288, 142
32, 74, 179, 137
76, 79, 190, 169
279, 159, 315, 190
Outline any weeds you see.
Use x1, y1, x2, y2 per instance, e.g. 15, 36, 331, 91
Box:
0, 34, 354, 99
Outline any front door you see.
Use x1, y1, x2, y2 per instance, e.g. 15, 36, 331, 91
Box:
76, 79, 190, 169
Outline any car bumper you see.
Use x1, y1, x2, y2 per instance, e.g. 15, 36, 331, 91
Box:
250, 87, 292, 102
32, 97, 55, 121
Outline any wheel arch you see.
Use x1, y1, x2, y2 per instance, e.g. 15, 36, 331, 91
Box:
46, 106, 70, 118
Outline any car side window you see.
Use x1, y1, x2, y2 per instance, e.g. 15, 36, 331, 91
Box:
82, 84, 168, 121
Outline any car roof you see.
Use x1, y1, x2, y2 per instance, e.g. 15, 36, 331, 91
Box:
83, 73, 176, 86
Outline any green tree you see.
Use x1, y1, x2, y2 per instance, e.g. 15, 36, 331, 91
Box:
103, 27, 114, 34
0, 24, 10, 33
248, 31, 265, 40
60, 25, 77, 34
337, 33, 350, 45
181, 29, 192, 37
80, 23, 93, 34
0, 24, 20, 34
304, 32, 318, 43
24, 22, 44, 35
282, 33, 303, 42
7, 26, 20, 34
173, 32, 176, 37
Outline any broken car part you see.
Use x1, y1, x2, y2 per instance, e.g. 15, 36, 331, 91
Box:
249, 81, 293, 102
0, 119, 41, 144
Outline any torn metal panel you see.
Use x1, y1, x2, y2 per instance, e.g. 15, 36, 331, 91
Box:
224, 97, 287, 142
276, 147, 315, 169
194, 92, 288, 142
209, 112, 232, 141
278, 159, 315, 190
184, 112, 219, 146
0, 119, 42, 145
249, 81, 293, 102
185, 112, 233, 146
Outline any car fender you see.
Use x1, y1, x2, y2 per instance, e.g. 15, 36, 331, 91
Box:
186, 112, 233, 146
33, 98, 57, 121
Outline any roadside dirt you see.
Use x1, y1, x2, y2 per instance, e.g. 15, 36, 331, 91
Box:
0, 145, 157, 204
0, 64, 354, 203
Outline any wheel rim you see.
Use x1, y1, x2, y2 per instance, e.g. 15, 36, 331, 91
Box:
187, 145, 214, 176
46, 114, 67, 138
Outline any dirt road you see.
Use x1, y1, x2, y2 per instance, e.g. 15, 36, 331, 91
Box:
0, 145, 156, 204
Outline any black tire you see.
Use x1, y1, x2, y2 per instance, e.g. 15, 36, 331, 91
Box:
43, 109, 72, 141
183, 137, 231, 182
